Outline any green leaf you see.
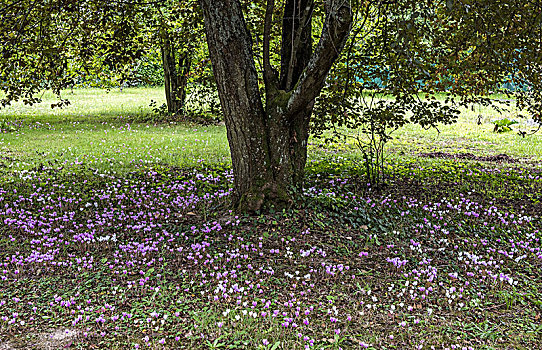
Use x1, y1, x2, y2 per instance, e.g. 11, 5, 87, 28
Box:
145, 267, 155, 277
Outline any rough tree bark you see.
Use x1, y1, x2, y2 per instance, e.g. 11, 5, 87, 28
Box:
161, 33, 191, 115
199, 0, 352, 212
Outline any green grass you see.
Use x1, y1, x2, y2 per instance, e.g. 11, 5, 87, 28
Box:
0, 121, 230, 174
0, 87, 166, 123
1, 87, 541, 176
0, 88, 230, 173
390, 120, 542, 160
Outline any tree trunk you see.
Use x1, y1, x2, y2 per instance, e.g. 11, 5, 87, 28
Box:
200, 0, 352, 212
161, 33, 191, 115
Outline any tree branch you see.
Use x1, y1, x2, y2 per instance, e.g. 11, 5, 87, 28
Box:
263, 0, 279, 94
279, 0, 313, 91
287, 0, 352, 115
285, 0, 315, 90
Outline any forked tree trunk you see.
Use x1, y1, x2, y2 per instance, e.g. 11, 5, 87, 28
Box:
161, 33, 191, 115
200, 0, 352, 212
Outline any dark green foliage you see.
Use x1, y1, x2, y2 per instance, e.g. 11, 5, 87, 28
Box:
0, 0, 147, 107
0, 0, 210, 114
123, 55, 165, 87
493, 118, 519, 133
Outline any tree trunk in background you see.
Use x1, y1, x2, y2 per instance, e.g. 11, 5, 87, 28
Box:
161, 33, 191, 115
200, 0, 352, 212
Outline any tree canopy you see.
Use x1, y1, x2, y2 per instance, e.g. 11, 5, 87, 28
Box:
1, 0, 146, 106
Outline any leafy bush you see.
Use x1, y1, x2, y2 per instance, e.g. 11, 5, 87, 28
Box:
493, 118, 519, 133
128, 55, 164, 87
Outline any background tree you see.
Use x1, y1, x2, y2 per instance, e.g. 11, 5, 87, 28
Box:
0, 0, 208, 116
146, 0, 205, 115
0, 0, 146, 107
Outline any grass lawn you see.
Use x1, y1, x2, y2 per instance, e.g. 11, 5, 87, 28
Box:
0, 87, 166, 123
0, 88, 541, 349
